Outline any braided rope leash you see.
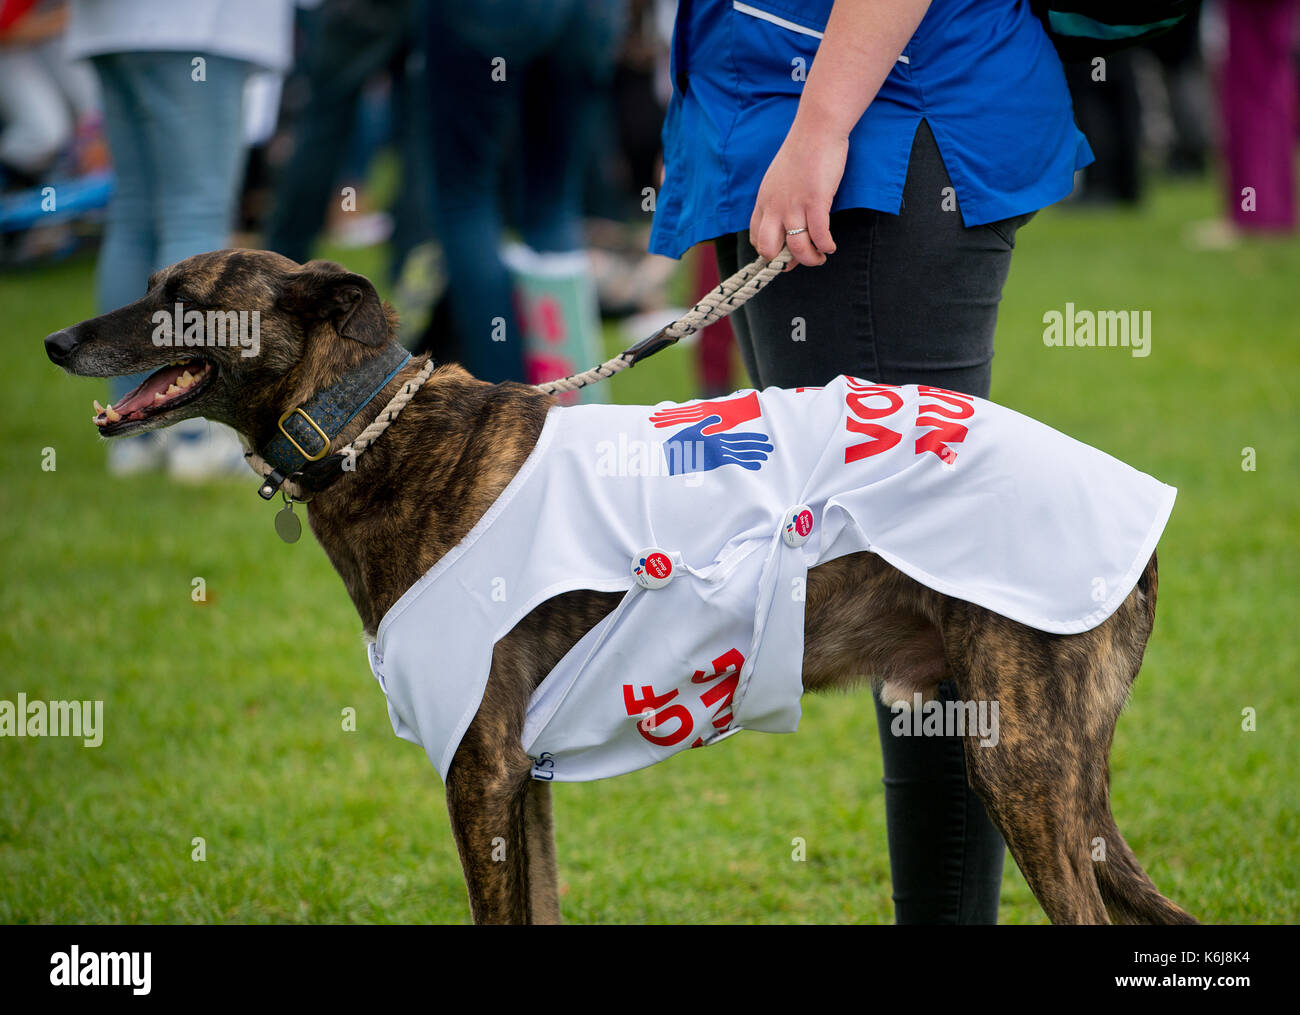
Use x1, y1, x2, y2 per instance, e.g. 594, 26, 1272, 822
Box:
243, 247, 792, 498
535, 246, 793, 395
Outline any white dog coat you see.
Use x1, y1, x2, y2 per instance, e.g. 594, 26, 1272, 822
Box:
366, 377, 1175, 783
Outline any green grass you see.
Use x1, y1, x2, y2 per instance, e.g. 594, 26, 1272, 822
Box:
1, 178, 1297, 923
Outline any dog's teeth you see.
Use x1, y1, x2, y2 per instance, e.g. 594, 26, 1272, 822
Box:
179, 371, 194, 388
105, 406, 121, 422
166, 383, 182, 396
155, 392, 167, 401
93, 399, 105, 415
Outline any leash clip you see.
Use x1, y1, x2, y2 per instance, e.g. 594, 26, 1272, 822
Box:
625, 326, 678, 366
257, 468, 287, 500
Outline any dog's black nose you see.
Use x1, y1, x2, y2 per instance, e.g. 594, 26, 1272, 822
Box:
44, 329, 80, 366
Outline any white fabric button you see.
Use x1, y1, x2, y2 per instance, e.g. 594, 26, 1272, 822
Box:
632, 548, 675, 589
782, 505, 814, 547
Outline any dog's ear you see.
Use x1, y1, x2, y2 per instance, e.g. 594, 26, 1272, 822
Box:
279, 261, 389, 347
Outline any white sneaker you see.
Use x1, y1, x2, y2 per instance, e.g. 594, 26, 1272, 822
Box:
106, 432, 167, 475
166, 420, 249, 482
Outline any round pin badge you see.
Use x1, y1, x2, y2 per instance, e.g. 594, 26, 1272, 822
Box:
782, 505, 814, 548
632, 547, 674, 589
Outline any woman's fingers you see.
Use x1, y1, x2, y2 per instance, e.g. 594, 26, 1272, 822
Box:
753, 205, 835, 268
751, 211, 787, 263
785, 198, 833, 266
808, 203, 836, 258
783, 227, 820, 268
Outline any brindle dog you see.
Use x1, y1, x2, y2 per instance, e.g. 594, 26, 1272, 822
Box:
45, 249, 1197, 925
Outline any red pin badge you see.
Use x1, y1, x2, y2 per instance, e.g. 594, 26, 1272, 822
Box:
782, 505, 814, 547
632, 547, 674, 589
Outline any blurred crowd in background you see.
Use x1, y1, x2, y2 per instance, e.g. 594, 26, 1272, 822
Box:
2, 0, 1297, 477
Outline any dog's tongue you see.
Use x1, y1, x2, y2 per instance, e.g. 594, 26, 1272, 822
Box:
94, 360, 207, 425
117, 364, 189, 413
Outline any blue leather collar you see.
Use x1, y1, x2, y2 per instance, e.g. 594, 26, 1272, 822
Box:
256, 343, 411, 499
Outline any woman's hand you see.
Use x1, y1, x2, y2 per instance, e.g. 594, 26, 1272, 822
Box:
747, 0, 934, 269
750, 118, 848, 268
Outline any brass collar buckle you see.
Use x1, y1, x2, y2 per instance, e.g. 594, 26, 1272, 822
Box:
276, 406, 330, 462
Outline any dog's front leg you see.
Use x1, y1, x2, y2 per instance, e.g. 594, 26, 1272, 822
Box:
444, 730, 535, 924
443, 656, 559, 924
523, 781, 561, 923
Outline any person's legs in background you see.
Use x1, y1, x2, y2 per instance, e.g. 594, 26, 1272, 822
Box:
89, 53, 164, 473
388, 30, 434, 285
714, 120, 1031, 923
422, 0, 573, 382
93, 51, 252, 478
149, 52, 251, 478
1146, 5, 1209, 178
264, 0, 411, 264
136, 54, 248, 277
1064, 51, 1143, 205
513, 0, 624, 254
1221, 0, 1298, 233
505, 0, 626, 390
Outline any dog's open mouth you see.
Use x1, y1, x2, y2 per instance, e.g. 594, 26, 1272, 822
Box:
93, 358, 216, 435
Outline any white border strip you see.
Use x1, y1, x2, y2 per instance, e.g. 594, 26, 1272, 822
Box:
733, 2, 823, 38
732, 2, 909, 61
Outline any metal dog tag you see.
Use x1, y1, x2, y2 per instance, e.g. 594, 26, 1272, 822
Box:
274, 502, 302, 543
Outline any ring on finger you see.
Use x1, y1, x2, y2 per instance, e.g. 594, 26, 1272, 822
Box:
785, 226, 808, 236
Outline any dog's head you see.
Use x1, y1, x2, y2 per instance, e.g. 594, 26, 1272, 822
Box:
45, 248, 397, 442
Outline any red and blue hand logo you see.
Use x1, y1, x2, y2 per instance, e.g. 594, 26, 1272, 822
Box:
650, 392, 773, 475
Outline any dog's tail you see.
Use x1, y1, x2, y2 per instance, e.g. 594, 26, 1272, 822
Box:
1093, 815, 1199, 924
1096, 550, 1198, 924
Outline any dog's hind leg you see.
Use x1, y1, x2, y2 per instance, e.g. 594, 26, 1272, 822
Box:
942, 609, 1117, 923
523, 781, 561, 924
944, 556, 1195, 924
958, 723, 1111, 921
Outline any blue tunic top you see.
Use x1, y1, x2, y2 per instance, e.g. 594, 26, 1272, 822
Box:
649, 0, 1094, 258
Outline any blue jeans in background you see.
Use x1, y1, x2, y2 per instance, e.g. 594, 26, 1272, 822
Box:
264, 0, 430, 281
422, 0, 624, 383
91, 51, 250, 402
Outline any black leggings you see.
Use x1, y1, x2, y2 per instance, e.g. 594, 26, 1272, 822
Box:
714, 120, 1033, 923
